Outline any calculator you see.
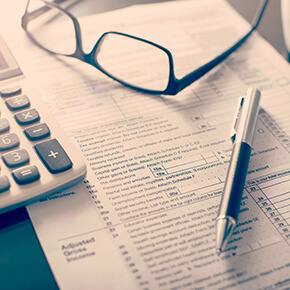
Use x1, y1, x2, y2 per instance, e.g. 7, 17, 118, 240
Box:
0, 36, 86, 214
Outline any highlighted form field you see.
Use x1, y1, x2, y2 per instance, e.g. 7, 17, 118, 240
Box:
149, 151, 219, 177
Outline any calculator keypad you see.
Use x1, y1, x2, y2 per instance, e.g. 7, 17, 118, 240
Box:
2, 149, 30, 168
15, 108, 40, 125
34, 139, 72, 174
0, 85, 22, 97
24, 123, 50, 141
6, 95, 30, 110
12, 165, 40, 185
0, 175, 10, 192
0, 118, 9, 133
0, 133, 20, 151
0, 84, 73, 192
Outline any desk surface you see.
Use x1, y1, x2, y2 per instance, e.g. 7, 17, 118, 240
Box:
0, 1, 288, 289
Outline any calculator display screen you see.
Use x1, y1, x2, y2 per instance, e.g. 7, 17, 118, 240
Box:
0, 36, 22, 81
0, 50, 9, 71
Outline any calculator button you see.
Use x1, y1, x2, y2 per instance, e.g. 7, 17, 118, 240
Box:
0, 86, 22, 97
0, 175, 10, 193
34, 139, 72, 174
6, 95, 30, 110
0, 118, 9, 133
2, 149, 30, 168
24, 123, 50, 141
15, 108, 40, 125
0, 133, 20, 151
12, 165, 40, 185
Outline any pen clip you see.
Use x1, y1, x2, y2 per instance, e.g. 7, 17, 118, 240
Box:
230, 96, 244, 143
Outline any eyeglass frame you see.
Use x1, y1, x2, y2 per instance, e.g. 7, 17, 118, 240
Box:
21, 0, 269, 96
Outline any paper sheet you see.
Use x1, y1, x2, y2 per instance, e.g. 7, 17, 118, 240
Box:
8, 0, 290, 288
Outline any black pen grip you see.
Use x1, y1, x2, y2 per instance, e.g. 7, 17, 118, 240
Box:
219, 142, 251, 221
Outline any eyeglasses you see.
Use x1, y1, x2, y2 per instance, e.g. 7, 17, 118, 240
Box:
21, 0, 269, 95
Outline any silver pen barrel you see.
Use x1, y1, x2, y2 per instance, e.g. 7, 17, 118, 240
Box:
216, 88, 261, 254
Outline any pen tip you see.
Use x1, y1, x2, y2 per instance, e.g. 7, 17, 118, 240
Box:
216, 248, 222, 255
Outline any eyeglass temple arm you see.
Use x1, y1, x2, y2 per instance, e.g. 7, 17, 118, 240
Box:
177, 0, 269, 93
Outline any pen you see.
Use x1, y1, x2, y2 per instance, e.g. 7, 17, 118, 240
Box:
216, 88, 261, 254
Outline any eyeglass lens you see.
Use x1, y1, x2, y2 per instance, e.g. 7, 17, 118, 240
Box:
95, 33, 170, 91
26, 0, 76, 55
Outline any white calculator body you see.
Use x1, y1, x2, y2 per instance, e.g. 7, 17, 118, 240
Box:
0, 36, 86, 213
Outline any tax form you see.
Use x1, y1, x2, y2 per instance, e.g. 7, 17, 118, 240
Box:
8, 0, 290, 288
